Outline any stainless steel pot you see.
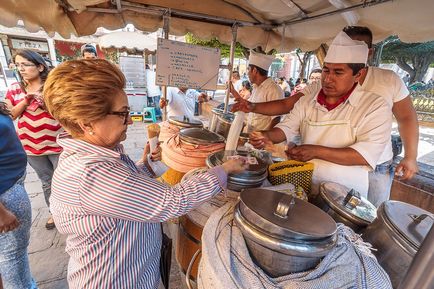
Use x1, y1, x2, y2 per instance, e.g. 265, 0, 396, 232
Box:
362, 200, 433, 288
215, 112, 234, 139
179, 128, 225, 145
234, 188, 337, 277
168, 115, 203, 129
209, 108, 223, 132
316, 182, 377, 232
206, 150, 268, 192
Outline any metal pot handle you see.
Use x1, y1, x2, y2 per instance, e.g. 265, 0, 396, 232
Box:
274, 195, 295, 219
409, 213, 434, 224
185, 248, 201, 289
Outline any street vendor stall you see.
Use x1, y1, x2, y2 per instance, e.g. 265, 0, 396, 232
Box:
2, 1, 434, 289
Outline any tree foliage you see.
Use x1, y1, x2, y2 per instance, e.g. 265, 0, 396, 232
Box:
381, 36, 434, 84
185, 32, 249, 58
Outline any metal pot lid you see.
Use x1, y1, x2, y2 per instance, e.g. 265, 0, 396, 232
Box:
179, 128, 225, 145
382, 200, 433, 249
239, 188, 337, 241
206, 150, 267, 176
168, 116, 203, 128
320, 182, 377, 226
217, 113, 234, 123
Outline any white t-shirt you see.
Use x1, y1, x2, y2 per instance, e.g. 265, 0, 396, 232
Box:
165, 87, 199, 119
145, 70, 161, 97
301, 66, 409, 164
277, 84, 392, 170
248, 78, 284, 131
233, 79, 243, 92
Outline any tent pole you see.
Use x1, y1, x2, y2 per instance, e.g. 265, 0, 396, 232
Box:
224, 24, 238, 114
161, 13, 170, 121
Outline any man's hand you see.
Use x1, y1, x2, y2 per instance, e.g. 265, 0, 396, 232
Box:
395, 157, 419, 180
231, 98, 254, 113
0, 205, 19, 233
159, 98, 167, 109
249, 131, 273, 149
285, 144, 319, 162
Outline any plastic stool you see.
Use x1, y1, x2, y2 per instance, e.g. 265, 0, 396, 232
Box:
143, 107, 157, 123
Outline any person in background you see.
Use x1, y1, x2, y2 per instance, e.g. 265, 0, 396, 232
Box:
145, 64, 162, 117
278, 77, 291, 97
160, 86, 208, 119
239, 80, 252, 100
249, 31, 391, 197
80, 44, 98, 59
232, 26, 418, 206
231, 71, 243, 92
42, 59, 247, 289
0, 102, 38, 289
308, 68, 322, 84
229, 50, 284, 132
4, 50, 63, 230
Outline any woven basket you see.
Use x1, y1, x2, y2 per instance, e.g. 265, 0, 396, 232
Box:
268, 160, 314, 195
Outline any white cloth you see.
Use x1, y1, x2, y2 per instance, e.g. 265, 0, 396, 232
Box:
276, 84, 391, 196
279, 81, 291, 93
165, 87, 199, 119
324, 31, 369, 64
198, 203, 392, 289
233, 79, 243, 92
302, 66, 409, 164
249, 51, 274, 70
145, 69, 161, 97
247, 78, 284, 131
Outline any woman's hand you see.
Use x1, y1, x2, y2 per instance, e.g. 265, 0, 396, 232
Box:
142, 142, 162, 163
221, 158, 248, 174
0, 204, 19, 234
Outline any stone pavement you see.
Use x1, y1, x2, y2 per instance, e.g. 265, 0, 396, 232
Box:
26, 121, 434, 288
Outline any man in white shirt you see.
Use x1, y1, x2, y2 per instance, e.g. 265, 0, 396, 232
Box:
231, 71, 243, 92
145, 65, 162, 117
159, 86, 207, 119
233, 26, 418, 206
250, 31, 392, 197
230, 51, 284, 132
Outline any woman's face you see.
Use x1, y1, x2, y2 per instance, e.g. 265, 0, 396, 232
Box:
85, 91, 133, 149
14, 55, 43, 82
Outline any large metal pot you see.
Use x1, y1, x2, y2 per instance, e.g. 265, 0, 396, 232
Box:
206, 150, 268, 191
362, 200, 433, 288
316, 182, 377, 232
234, 188, 337, 277
168, 115, 203, 129
179, 127, 225, 145
208, 108, 223, 132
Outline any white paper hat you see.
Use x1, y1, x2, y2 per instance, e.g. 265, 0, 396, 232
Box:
249, 51, 274, 71
324, 31, 369, 64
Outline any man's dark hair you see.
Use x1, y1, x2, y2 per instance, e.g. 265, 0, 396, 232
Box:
81, 44, 97, 56
343, 26, 373, 48
242, 80, 252, 92
249, 65, 268, 77
347, 63, 366, 75
0, 101, 10, 116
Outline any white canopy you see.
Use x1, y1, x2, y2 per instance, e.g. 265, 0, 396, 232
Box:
1, 0, 434, 52
98, 31, 157, 51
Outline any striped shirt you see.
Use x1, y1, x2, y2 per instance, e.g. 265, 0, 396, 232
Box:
51, 133, 226, 289
6, 83, 62, 155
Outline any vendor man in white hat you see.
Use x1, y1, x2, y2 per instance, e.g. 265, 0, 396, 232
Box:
230, 51, 283, 131
249, 31, 392, 197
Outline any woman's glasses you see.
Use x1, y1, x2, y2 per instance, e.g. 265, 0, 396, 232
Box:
107, 108, 130, 125
15, 62, 36, 69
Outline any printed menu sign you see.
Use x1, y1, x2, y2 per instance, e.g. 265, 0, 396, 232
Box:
156, 38, 220, 90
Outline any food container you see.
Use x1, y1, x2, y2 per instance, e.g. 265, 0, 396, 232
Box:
316, 182, 377, 232
362, 201, 433, 288
206, 150, 268, 191
234, 188, 337, 276
179, 128, 225, 145
168, 115, 203, 129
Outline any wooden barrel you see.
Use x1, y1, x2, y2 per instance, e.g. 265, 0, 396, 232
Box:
175, 191, 239, 281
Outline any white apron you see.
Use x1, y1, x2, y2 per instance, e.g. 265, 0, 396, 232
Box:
301, 102, 369, 198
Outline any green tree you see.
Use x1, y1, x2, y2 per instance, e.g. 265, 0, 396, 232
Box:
381, 36, 434, 84
185, 33, 249, 58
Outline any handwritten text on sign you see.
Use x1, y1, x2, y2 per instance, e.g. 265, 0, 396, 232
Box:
156, 38, 220, 90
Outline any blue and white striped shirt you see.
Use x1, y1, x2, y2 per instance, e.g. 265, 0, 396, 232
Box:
51, 133, 226, 289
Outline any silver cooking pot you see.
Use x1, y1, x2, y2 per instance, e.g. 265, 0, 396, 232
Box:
168, 115, 203, 129
316, 182, 377, 232
362, 200, 433, 288
234, 188, 337, 277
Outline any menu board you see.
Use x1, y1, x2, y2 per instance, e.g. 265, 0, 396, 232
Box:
156, 38, 220, 90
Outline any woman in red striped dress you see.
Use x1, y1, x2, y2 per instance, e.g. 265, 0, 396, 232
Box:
4, 50, 63, 230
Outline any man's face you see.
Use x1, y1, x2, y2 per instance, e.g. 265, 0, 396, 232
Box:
83, 52, 97, 59
247, 65, 254, 83
321, 63, 361, 98
309, 72, 321, 84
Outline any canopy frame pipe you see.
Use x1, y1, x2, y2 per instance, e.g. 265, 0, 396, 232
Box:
161, 12, 170, 121
223, 24, 238, 114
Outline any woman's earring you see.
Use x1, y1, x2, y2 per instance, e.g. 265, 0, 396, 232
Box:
89, 130, 94, 135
